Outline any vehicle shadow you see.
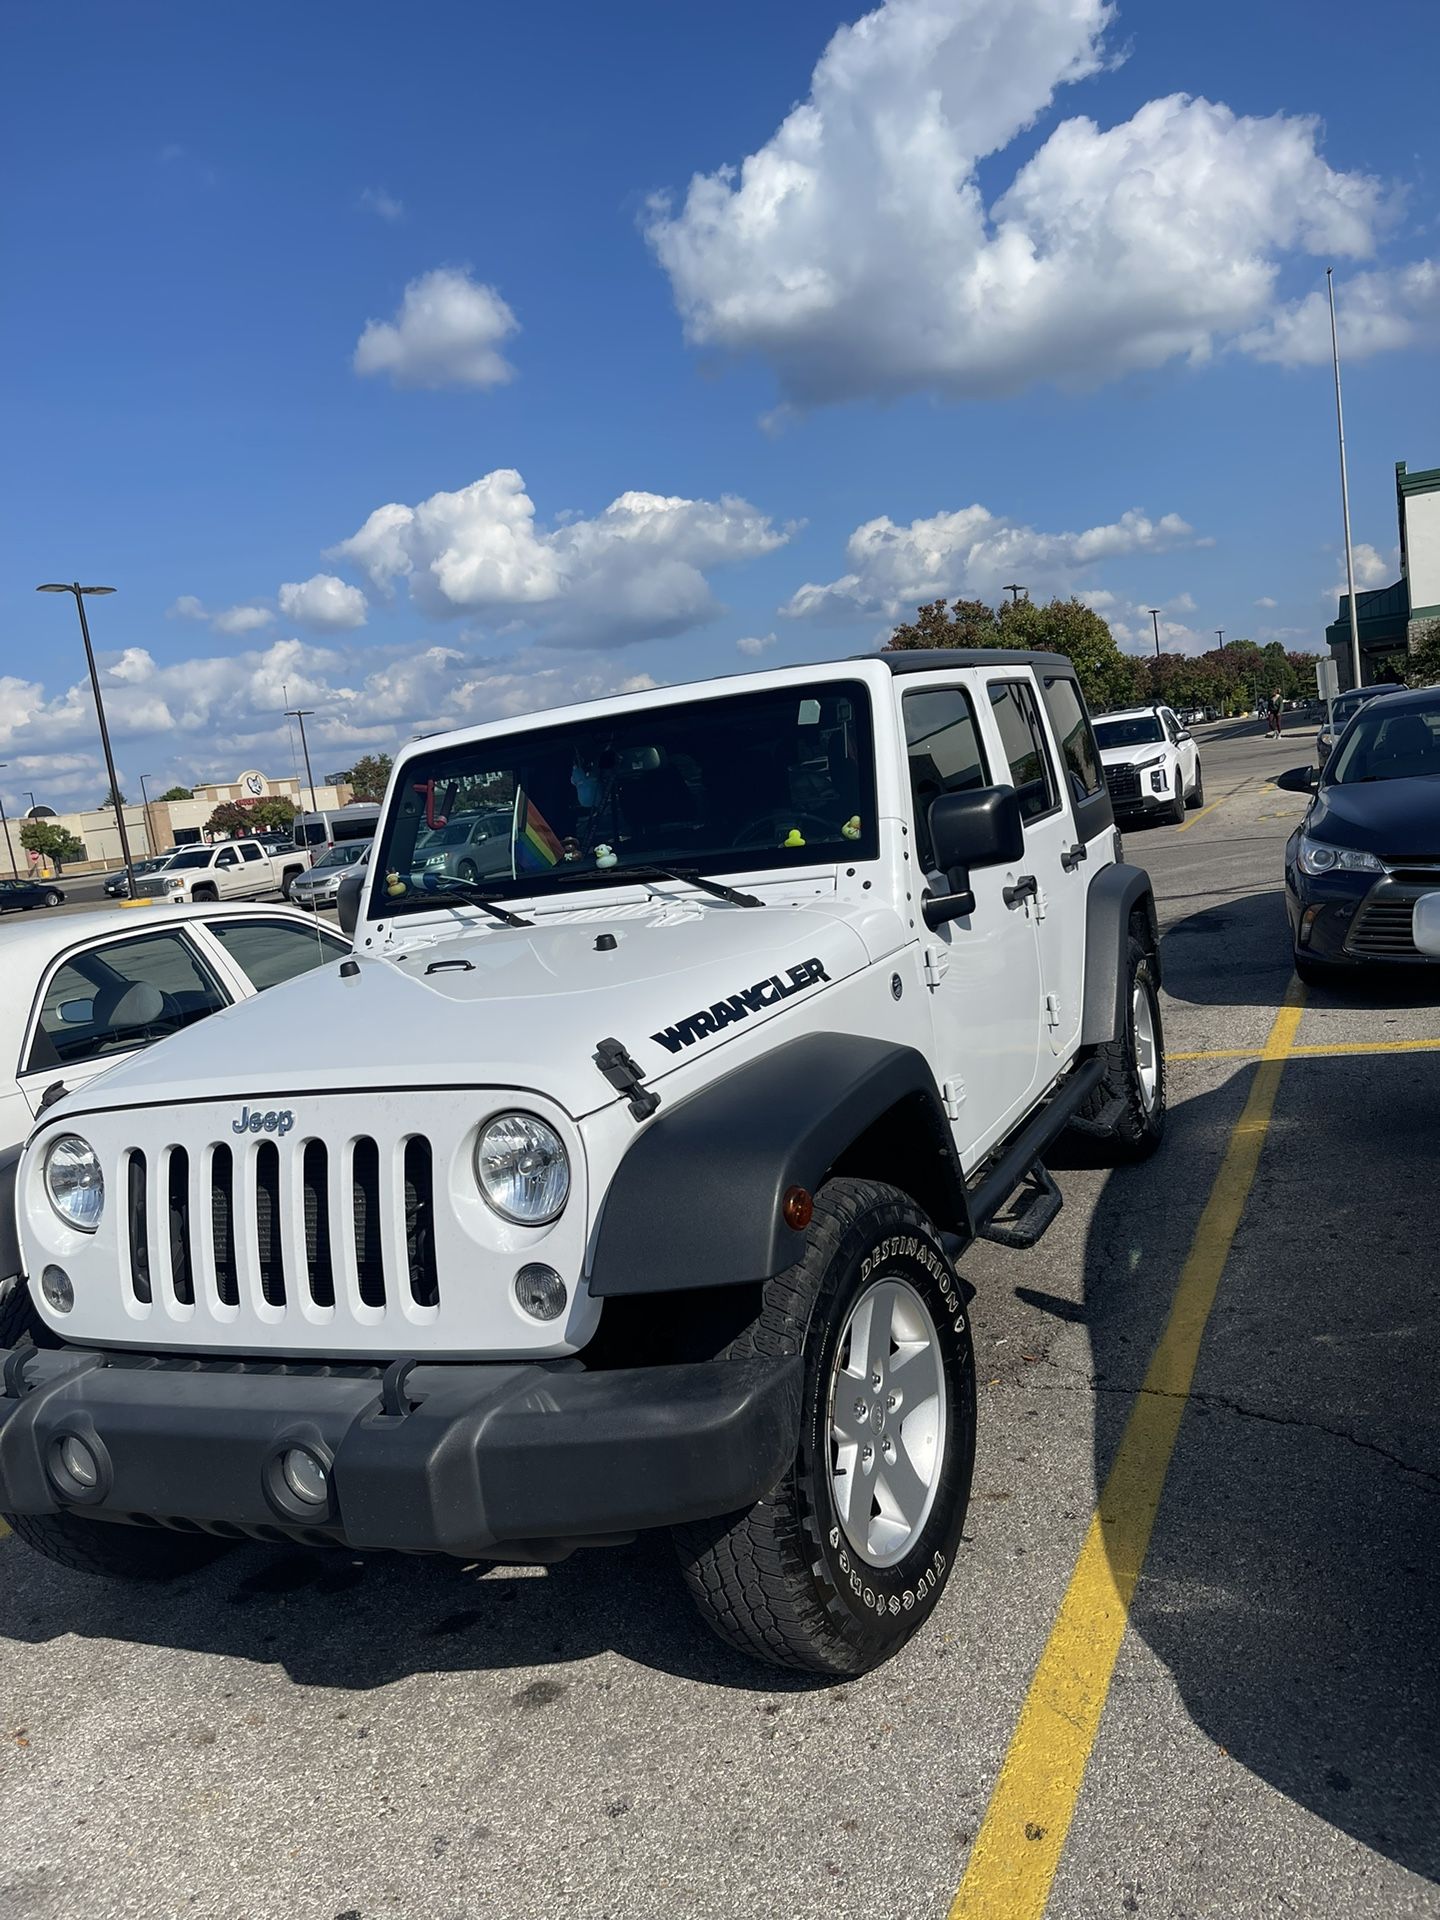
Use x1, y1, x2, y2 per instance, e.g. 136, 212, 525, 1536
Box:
1158, 887, 1440, 1014
0, 1523, 825, 1695
1080, 1052, 1440, 1883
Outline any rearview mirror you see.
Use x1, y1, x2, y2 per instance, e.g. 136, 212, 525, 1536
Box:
1274, 765, 1318, 794
336, 870, 364, 935
924, 786, 1025, 929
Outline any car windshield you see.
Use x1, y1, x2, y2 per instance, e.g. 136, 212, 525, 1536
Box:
1329, 700, 1440, 784
165, 848, 214, 870
1094, 715, 1163, 749
370, 680, 878, 919
312, 842, 370, 870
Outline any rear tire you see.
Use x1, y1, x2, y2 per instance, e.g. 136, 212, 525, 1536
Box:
674, 1178, 975, 1676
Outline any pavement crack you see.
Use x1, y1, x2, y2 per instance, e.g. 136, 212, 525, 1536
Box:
1013, 1377, 1440, 1490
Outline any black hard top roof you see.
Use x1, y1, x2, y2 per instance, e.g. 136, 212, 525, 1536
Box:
871, 648, 1076, 677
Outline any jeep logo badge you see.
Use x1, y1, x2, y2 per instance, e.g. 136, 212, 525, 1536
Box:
232, 1106, 295, 1137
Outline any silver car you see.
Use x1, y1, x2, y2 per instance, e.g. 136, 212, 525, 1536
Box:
288, 840, 371, 910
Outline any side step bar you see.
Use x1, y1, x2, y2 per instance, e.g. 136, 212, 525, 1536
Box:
980, 1161, 1062, 1250
968, 1055, 1106, 1246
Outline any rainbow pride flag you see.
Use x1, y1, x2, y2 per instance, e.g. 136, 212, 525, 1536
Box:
513, 786, 565, 873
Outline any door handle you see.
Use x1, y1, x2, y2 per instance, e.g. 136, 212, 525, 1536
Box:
1060, 841, 1088, 872
1003, 874, 1038, 909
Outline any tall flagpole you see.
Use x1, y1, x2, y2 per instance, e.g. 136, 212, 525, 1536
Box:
1327, 268, 1363, 691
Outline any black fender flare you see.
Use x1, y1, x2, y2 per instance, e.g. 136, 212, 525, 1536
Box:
1080, 861, 1160, 1046
588, 1033, 966, 1296
0, 1144, 21, 1286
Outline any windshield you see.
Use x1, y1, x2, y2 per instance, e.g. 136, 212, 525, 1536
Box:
1094, 715, 1163, 749
370, 680, 878, 918
312, 842, 370, 870
1329, 701, 1440, 784
165, 848, 214, 871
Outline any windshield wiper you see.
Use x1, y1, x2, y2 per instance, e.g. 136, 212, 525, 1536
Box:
552, 865, 763, 908
412, 878, 532, 927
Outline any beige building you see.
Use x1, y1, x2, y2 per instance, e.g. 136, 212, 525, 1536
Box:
9, 767, 356, 879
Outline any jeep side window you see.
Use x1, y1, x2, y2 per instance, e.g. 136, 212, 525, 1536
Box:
903, 688, 989, 872
988, 681, 1058, 823
1040, 675, 1103, 802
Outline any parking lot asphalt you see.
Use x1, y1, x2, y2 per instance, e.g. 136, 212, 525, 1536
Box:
2, 720, 1437, 1920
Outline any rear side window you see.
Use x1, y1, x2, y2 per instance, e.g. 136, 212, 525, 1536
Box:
1040, 675, 1104, 802
987, 681, 1058, 823
903, 688, 990, 872
25, 931, 229, 1075
239, 841, 264, 863
206, 919, 348, 993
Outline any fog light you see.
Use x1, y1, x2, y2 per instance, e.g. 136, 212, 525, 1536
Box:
49, 1431, 102, 1499
40, 1266, 73, 1313
281, 1446, 330, 1507
514, 1264, 567, 1321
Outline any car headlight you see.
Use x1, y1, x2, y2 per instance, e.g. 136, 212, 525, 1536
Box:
1297, 837, 1384, 877
44, 1135, 104, 1233
1136, 752, 1166, 770
163, 875, 185, 889
474, 1113, 570, 1225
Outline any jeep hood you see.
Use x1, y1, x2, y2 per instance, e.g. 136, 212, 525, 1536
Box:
50, 902, 875, 1121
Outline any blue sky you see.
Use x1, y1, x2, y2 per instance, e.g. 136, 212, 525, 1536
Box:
3, 0, 1438, 809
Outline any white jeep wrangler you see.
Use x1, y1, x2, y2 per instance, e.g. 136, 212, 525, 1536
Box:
0, 651, 1165, 1675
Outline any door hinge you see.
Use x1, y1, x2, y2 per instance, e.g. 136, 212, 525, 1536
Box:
1033, 884, 1048, 921
941, 1078, 966, 1120
1045, 992, 1061, 1029
923, 945, 949, 989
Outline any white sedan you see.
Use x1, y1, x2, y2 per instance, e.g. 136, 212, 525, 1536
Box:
0, 904, 348, 1296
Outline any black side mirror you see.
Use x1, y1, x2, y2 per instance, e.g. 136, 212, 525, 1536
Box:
336, 870, 364, 935
1275, 765, 1319, 794
924, 786, 1025, 929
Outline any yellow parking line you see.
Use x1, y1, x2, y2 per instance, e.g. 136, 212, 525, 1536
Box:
948, 986, 1304, 1920
1170, 1036, 1440, 1063
1173, 778, 1247, 834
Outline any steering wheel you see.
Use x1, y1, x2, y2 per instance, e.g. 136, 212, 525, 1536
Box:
730, 809, 841, 850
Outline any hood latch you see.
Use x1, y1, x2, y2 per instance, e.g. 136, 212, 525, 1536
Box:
593, 1037, 661, 1123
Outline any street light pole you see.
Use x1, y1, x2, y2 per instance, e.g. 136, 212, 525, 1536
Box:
36, 582, 137, 894
139, 772, 157, 861
0, 766, 17, 880
1327, 268, 1364, 692
1148, 609, 1163, 694
285, 708, 320, 819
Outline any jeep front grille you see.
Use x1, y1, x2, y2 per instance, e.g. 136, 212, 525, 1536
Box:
125, 1130, 440, 1322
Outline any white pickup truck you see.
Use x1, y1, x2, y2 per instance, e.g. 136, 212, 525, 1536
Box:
131, 840, 310, 905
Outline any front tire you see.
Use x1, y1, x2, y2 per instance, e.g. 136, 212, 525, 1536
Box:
42, 890, 62, 908
1186, 764, 1204, 810
1076, 931, 1167, 1162
1166, 781, 1187, 825
674, 1179, 975, 1676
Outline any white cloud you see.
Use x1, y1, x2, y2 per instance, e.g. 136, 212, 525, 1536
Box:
1255, 595, 1279, 608
1324, 541, 1397, 600
277, 573, 368, 630
646, 0, 1399, 407
1241, 260, 1440, 365
783, 501, 1201, 622
0, 637, 682, 817
737, 633, 779, 656
353, 267, 519, 389
330, 467, 791, 645
358, 187, 404, 222
167, 594, 272, 636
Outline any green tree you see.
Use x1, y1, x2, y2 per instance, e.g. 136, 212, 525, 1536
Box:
159, 785, 192, 801
206, 803, 251, 839
20, 821, 87, 871
885, 595, 1138, 713
344, 753, 393, 802
249, 796, 297, 832
1403, 619, 1440, 689
100, 786, 127, 809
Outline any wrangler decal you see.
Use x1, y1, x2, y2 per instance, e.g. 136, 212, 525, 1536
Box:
649, 957, 831, 1054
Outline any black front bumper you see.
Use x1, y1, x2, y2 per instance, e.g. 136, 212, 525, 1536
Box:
1286, 871, 1440, 967
0, 1347, 801, 1560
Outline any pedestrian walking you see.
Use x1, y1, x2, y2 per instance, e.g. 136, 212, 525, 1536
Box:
1267, 689, 1284, 738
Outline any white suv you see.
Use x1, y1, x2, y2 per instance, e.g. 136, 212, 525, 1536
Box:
0, 651, 1167, 1675
1094, 704, 1202, 826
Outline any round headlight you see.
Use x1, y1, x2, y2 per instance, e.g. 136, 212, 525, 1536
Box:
475, 1113, 570, 1225
44, 1135, 104, 1233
